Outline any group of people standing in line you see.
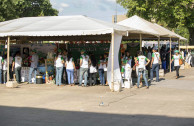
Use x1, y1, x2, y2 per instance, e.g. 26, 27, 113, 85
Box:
121, 46, 183, 89
55, 49, 108, 87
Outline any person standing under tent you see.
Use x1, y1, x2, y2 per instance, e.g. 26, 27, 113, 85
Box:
98, 55, 105, 86
2, 55, 7, 84
9, 54, 13, 80
0, 52, 3, 84
62, 49, 68, 84
150, 47, 161, 82
136, 51, 150, 89
103, 53, 108, 85
65, 53, 76, 86
55, 49, 64, 86
28, 50, 39, 84
79, 50, 90, 87
89, 54, 97, 86
171, 50, 183, 79
12, 52, 22, 84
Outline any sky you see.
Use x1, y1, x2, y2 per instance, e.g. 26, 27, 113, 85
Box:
50, 0, 127, 22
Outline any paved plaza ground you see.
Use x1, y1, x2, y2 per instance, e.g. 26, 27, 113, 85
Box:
0, 68, 194, 126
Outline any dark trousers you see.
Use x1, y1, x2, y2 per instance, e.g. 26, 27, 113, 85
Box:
3, 70, 7, 84
15, 67, 21, 83
89, 73, 96, 86
62, 67, 67, 84
174, 66, 180, 77
9, 65, 13, 80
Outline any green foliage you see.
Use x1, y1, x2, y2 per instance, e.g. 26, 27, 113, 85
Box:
0, 0, 58, 22
117, 0, 194, 41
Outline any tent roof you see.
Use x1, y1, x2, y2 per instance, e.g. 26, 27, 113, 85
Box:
0, 15, 148, 38
118, 15, 186, 40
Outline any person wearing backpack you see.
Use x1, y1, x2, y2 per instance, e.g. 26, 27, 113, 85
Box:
150, 48, 161, 82
171, 50, 183, 79
136, 51, 150, 89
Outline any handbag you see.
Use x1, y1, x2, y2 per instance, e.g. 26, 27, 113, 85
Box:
179, 59, 183, 65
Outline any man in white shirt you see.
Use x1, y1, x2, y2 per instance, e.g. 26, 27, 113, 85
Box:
28, 50, 39, 84
12, 52, 22, 83
0, 53, 3, 84
150, 47, 161, 82
79, 49, 90, 87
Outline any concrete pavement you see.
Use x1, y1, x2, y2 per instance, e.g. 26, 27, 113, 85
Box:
0, 68, 194, 126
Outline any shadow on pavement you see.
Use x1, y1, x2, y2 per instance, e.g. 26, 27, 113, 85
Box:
0, 106, 194, 126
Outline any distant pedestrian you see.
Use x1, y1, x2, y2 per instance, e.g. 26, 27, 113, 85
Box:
0, 52, 3, 84
79, 50, 90, 87
2, 55, 7, 84
89, 54, 97, 86
12, 52, 22, 84
171, 50, 183, 79
65, 53, 76, 85
55, 49, 64, 86
150, 47, 161, 82
98, 55, 105, 85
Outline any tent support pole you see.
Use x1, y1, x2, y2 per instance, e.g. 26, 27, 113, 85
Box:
7, 36, 10, 82
158, 37, 160, 52
140, 34, 142, 51
170, 37, 172, 73
111, 30, 115, 92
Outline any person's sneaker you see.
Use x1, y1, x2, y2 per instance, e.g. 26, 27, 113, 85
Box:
146, 86, 149, 89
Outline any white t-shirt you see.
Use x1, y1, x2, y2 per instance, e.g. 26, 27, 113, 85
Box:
80, 55, 89, 68
3, 59, 7, 70
152, 52, 160, 64
14, 56, 22, 68
90, 65, 97, 73
0, 56, 3, 69
31, 54, 38, 68
66, 58, 74, 70
56, 55, 63, 68
137, 55, 147, 70
173, 55, 182, 66
98, 60, 104, 69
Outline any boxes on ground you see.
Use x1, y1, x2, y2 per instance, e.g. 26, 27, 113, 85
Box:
159, 69, 164, 77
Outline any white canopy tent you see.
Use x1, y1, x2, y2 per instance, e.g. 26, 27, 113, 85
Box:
118, 15, 187, 72
0, 15, 154, 91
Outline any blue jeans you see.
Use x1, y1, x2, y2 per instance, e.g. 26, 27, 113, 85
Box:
66, 69, 74, 84
150, 64, 159, 81
137, 70, 148, 87
98, 69, 105, 85
162, 61, 166, 70
28, 67, 37, 84
0, 69, 2, 83
79, 68, 88, 86
56, 67, 63, 86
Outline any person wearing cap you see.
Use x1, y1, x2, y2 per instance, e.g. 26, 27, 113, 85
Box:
150, 47, 161, 82
55, 49, 64, 86
28, 49, 39, 84
12, 52, 22, 84
171, 50, 183, 79
136, 51, 150, 89
79, 49, 90, 87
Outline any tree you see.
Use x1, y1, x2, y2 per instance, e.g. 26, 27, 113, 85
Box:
117, 0, 194, 45
0, 0, 58, 22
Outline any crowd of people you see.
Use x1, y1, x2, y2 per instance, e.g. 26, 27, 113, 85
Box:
0, 45, 187, 89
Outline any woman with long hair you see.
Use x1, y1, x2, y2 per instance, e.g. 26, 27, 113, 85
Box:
65, 53, 76, 85
89, 54, 97, 86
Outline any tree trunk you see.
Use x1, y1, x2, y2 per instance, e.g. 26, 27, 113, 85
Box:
189, 28, 194, 45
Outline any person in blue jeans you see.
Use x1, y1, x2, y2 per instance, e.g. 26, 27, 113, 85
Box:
55, 49, 64, 86
28, 50, 38, 84
65, 53, 76, 85
98, 55, 105, 85
150, 48, 161, 82
136, 51, 150, 89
